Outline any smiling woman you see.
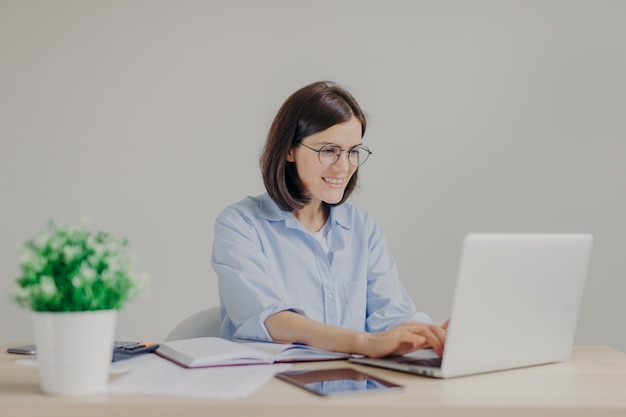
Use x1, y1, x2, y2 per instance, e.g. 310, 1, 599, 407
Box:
260, 81, 368, 213
210, 81, 447, 359
287, 116, 363, 213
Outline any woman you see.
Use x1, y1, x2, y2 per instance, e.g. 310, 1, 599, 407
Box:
211, 81, 446, 358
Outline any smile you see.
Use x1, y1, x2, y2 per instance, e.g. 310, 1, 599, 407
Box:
323, 177, 343, 186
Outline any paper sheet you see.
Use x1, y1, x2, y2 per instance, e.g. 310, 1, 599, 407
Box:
108, 354, 290, 399
16, 354, 289, 399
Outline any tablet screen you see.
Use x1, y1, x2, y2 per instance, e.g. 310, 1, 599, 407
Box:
276, 368, 404, 396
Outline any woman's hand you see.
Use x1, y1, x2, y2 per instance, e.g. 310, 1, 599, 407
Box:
265, 311, 447, 359
360, 321, 447, 358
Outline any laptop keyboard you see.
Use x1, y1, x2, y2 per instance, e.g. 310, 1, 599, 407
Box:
396, 356, 443, 368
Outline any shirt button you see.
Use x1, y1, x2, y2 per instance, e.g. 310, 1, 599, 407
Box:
327, 293, 333, 300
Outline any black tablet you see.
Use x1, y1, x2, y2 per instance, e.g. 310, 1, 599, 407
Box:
276, 367, 404, 397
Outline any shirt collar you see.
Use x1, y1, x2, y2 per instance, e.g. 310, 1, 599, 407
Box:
259, 193, 352, 231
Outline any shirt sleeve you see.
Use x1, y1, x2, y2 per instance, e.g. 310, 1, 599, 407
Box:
211, 207, 304, 342
363, 213, 433, 332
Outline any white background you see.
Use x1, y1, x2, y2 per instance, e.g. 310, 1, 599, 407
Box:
1, 0, 624, 351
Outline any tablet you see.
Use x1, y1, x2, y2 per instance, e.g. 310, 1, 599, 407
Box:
275, 368, 404, 396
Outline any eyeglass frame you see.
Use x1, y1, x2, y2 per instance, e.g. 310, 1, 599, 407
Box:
298, 142, 373, 167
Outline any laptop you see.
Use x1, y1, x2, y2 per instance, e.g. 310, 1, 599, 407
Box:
351, 233, 593, 378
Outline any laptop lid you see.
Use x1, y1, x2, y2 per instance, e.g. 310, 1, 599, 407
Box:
352, 233, 593, 378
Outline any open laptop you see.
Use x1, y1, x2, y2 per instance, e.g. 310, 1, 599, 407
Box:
351, 233, 593, 378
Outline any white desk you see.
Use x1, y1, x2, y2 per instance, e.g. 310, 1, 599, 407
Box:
2, 344, 625, 417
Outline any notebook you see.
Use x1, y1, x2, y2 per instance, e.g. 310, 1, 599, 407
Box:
351, 233, 593, 378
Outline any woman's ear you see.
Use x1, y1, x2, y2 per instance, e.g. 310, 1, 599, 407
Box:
286, 147, 296, 163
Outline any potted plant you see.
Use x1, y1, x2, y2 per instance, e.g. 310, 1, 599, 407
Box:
12, 219, 149, 396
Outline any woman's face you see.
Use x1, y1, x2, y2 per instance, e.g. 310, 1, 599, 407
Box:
287, 116, 362, 207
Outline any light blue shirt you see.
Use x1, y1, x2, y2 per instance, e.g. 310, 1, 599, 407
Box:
211, 193, 432, 342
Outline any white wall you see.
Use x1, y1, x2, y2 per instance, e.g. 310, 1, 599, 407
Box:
1, 0, 624, 351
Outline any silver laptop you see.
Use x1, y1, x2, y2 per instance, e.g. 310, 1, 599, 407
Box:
351, 233, 593, 378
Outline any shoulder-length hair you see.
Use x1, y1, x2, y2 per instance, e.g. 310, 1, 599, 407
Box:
260, 81, 367, 212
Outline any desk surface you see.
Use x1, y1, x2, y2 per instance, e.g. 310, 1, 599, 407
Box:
2, 344, 625, 417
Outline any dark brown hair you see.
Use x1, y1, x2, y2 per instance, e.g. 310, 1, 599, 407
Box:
260, 81, 367, 211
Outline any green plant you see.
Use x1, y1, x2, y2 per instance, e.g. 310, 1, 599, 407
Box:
12, 220, 149, 312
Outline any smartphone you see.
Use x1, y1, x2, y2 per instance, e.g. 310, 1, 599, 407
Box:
6, 345, 37, 355
276, 367, 404, 397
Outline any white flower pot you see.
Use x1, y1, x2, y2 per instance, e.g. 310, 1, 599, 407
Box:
32, 309, 117, 396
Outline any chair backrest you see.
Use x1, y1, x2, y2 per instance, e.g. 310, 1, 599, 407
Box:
164, 305, 222, 341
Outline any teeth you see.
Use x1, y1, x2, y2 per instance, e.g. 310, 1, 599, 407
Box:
324, 177, 342, 185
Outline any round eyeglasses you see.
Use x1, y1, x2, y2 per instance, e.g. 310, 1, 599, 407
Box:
299, 143, 372, 167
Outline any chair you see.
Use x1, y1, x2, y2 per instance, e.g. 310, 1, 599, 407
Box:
164, 305, 222, 341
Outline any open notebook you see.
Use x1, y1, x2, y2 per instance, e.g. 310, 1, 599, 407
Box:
157, 337, 350, 368
351, 233, 593, 378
